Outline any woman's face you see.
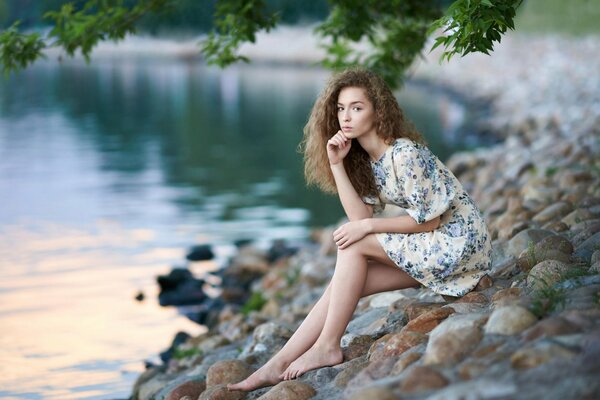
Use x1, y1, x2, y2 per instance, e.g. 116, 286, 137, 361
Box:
336, 86, 376, 139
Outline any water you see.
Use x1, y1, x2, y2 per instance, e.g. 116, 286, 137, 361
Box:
0, 59, 481, 399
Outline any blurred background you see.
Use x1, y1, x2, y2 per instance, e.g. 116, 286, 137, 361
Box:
0, 0, 598, 398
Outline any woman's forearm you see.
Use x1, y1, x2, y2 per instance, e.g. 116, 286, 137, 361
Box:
331, 163, 372, 221
365, 215, 441, 234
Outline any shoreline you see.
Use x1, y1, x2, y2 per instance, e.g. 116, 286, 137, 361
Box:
130, 30, 600, 400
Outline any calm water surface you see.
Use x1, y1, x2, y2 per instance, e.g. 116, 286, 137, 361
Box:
0, 59, 482, 399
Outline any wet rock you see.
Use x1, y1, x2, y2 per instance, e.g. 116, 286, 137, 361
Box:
166, 380, 207, 400
399, 365, 449, 393
484, 305, 538, 335
257, 381, 316, 400
186, 244, 215, 261
157, 268, 207, 306
523, 316, 583, 341
424, 313, 487, 365
160, 332, 192, 364
400, 307, 455, 334
368, 331, 428, 362
206, 360, 253, 388
510, 339, 579, 369
526, 260, 570, 290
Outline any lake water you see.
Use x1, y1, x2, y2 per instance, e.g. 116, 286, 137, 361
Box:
0, 59, 485, 399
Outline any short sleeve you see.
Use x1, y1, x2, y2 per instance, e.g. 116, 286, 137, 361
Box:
394, 144, 455, 224
362, 194, 386, 215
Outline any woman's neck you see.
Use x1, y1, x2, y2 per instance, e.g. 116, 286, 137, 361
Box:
357, 132, 389, 162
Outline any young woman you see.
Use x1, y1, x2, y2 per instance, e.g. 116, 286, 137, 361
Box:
228, 68, 492, 391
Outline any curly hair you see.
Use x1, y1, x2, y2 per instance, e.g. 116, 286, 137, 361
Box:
299, 68, 426, 198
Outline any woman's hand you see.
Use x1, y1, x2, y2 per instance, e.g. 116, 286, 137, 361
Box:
333, 219, 371, 249
327, 130, 351, 165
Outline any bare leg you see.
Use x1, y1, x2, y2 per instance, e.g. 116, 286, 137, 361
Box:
281, 234, 414, 380
228, 234, 419, 390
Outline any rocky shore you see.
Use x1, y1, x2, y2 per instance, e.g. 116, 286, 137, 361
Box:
130, 32, 600, 400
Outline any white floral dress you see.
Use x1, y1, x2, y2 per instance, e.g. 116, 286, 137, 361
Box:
363, 138, 492, 297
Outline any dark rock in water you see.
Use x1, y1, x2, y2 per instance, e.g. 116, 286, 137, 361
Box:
185, 297, 225, 328
135, 291, 145, 302
157, 268, 207, 306
160, 331, 191, 364
157, 268, 194, 291
234, 238, 253, 248
267, 239, 299, 263
185, 244, 215, 261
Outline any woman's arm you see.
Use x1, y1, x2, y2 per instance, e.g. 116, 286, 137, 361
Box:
365, 214, 441, 234
331, 163, 373, 221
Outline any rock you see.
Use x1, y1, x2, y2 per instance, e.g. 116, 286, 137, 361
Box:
404, 302, 444, 321
157, 269, 207, 306
198, 384, 245, 400
368, 331, 428, 362
491, 288, 523, 308
341, 334, 376, 361
166, 380, 207, 400
333, 356, 369, 387
346, 307, 389, 335
571, 221, 600, 247
591, 250, 600, 265
423, 313, 487, 365
474, 274, 494, 291
257, 381, 316, 400
369, 291, 408, 308
590, 261, 600, 273
517, 248, 571, 272
484, 305, 538, 335
346, 357, 397, 391
133, 367, 169, 400
523, 316, 583, 341
561, 208, 595, 227
391, 349, 422, 375
506, 229, 555, 258
400, 307, 455, 334
526, 260, 570, 290
399, 365, 449, 393
510, 339, 579, 369
574, 231, 600, 263
534, 235, 574, 255
542, 220, 569, 232
532, 201, 573, 223
206, 360, 253, 388
160, 332, 193, 364
347, 387, 397, 400
186, 244, 215, 261
425, 379, 517, 400
244, 322, 293, 357
300, 258, 334, 286
454, 292, 489, 304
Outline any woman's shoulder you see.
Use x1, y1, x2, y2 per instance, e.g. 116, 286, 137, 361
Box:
391, 137, 425, 156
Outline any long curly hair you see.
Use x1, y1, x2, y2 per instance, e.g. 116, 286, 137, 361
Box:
299, 68, 426, 197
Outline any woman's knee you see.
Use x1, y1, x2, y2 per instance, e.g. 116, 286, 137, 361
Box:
337, 234, 378, 257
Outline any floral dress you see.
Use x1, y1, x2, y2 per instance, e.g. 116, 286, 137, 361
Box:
363, 138, 492, 297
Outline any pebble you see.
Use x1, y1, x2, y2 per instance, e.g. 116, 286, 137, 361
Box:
484, 306, 538, 335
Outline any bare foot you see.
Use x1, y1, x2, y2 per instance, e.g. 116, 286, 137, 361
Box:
280, 344, 343, 380
227, 360, 286, 392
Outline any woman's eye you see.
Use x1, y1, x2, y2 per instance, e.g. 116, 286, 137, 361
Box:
337, 107, 344, 112
353, 107, 361, 111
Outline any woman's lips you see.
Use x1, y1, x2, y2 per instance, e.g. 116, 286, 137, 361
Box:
342, 126, 353, 131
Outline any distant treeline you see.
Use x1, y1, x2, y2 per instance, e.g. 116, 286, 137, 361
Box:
0, 0, 329, 32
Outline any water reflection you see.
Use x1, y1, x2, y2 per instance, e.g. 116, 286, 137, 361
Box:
0, 59, 484, 399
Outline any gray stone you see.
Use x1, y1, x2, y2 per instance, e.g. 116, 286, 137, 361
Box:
574, 231, 600, 263
506, 229, 555, 258
532, 201, 573, 224
346, 307, 389, 336
526, 260, 570, 290
425, 379, 517, 400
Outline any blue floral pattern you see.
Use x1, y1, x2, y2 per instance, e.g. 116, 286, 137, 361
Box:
363, 138, 492, 296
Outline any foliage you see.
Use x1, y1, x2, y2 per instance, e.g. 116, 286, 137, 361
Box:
0, 0, 524, 87
172, 346, 202, 360
429, 0, 523, 62
241, 291, 267, 315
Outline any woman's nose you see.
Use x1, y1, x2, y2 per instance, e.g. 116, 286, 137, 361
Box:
343, 111, 351, 121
